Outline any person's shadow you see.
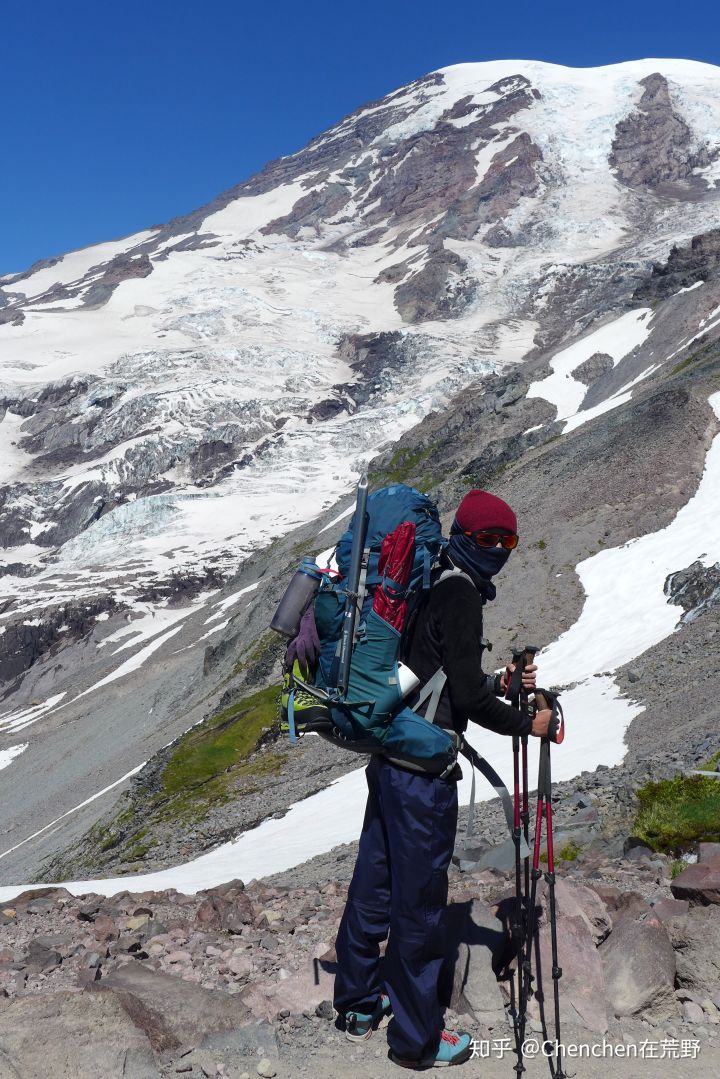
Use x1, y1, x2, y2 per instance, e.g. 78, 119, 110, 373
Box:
438, 899, 513, 1008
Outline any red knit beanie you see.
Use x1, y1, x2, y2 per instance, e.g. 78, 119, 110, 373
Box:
454, 490, 517, 534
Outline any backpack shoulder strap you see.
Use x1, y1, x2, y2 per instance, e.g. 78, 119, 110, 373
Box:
436, 566, 475, 587
413, 667, 447, 725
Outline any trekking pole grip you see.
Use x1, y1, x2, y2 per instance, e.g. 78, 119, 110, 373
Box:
523, 644, 538, 667
506, 647, 525, 702
535, 690, 565, 744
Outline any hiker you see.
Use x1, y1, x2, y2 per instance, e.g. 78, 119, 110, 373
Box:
333, 489, 553, 1069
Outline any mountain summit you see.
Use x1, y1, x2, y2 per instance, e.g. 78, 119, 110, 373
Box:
2, 59, 720, 595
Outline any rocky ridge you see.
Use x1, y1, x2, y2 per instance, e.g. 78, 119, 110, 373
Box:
1, 809, 719, 1078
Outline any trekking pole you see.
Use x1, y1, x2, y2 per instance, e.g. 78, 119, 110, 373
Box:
519, 690, 566, 1079
505, 644, 537, 1075
541, 691, 566, 1079
520, 649, 537, 921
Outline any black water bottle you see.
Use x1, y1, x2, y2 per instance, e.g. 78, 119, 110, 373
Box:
270, 557, 322, 638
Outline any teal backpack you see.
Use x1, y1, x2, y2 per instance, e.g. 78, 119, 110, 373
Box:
274, 481, 461, 777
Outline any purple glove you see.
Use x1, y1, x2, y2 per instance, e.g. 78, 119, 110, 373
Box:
284, 604, 321, 678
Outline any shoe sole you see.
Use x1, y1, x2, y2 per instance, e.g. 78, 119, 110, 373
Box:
389, 1045, 472, 1069
342, 1005, 393, 1043
346, 1027, 374, 1042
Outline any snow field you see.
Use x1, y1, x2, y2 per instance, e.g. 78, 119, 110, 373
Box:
526, 308, 654, 423
0, 744, 27, 771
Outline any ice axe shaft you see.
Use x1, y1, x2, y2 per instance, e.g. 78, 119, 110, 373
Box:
334, 474, 369, 697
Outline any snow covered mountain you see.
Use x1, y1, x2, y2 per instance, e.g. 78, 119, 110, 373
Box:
1, 58, 720, 887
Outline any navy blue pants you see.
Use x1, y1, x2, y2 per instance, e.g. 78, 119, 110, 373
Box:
333, 754, 458, 1060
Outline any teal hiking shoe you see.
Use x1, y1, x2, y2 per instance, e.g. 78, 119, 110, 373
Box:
344, 993, 393, 1042
389, 1029, 473, 1069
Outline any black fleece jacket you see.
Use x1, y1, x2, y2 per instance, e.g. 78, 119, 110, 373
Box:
404, 571, 531, 738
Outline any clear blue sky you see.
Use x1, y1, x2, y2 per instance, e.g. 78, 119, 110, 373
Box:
2, 0, 719, 275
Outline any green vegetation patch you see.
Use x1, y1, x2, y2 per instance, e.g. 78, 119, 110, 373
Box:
633, 773, 720, 854
556, 840, 581, 862
160, 686, 282, 820
370, 445, 434, 487
671, 355, 697, 376
539, 839, 581, 864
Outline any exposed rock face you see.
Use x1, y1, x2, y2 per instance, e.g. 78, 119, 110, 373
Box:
610, 73, 717, 193
312, 330, 444, 418
0, 595, 120, 685
634, 227, 720, 303
369, 365, 557, 498
438, 130, 542, 243
3, 253, 153, 314
393, 244, 477, 323
82, 252, 154, 308
0, 304, 24, 325
262, 75, 542, 262
574, 351, 615, 387
256, 73, 543, 325
664, 560, 720, 624
261, 182, 352, 239
523, 260, 650, 355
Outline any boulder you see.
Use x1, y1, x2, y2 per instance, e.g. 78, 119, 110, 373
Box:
587, 884, 652, 924
671, 862, 720, 905
550, 879, 612, 945
533, 895, 608, 1033
0, 990, 159, 1078
93, 963, 250, 1052
624, 844, 655, 864
93, 913, 119, 942
442, 898, 508, 1021
3, 887, 74, 911
599, 915, 676, 1020
23, 940, 62, 972
450, 941, 505, 1020
683, 1000, 705, 1024
207, 878, 247, 897
195, 891, 255, 932
494, 880, 609, 1033
698, 842, 720, 865
667, 904, 720, 996
652, 896, 690, 922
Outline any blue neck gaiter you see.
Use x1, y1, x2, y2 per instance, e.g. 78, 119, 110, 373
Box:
447, 533, 512, 602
